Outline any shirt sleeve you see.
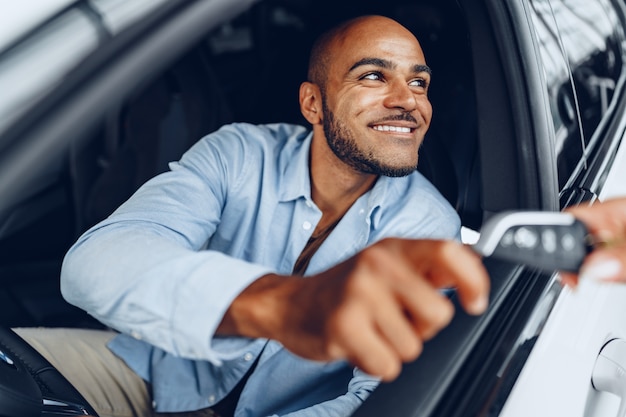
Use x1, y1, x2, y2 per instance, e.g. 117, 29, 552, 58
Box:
60, 126, 273, 364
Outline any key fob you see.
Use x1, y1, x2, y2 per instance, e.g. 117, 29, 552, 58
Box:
472, 211, 592, 273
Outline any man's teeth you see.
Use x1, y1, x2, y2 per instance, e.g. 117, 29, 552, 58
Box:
373, 125, 411, 133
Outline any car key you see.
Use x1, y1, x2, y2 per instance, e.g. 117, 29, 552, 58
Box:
472, 211, 593, 273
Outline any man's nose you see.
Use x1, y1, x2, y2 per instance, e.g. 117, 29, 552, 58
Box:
383, 80, 418, 111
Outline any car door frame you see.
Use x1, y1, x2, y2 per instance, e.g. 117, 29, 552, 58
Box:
355, 0, 563, 415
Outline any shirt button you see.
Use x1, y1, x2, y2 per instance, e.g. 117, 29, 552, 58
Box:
130, 331, 142, 340
152, 401, 157, 408
302, 221, 312, 230
359, 209, 365, 215
208, 395, 216, 403
305, 200, 313, 208
244, 352, 254, 361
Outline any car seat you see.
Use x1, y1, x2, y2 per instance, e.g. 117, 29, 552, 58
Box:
68, 44, 234, 235
392, 1, 483, 231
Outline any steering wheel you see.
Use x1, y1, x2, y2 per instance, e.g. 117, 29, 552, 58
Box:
0, 327, 98, 417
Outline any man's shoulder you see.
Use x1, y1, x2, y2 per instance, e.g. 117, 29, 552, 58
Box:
377, 171, 461, 238
213, 122, 309, 142
389, 171, 453, 208
198, 122, 310, 156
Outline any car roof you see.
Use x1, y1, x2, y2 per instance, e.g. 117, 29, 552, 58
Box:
0, 0, 77, 52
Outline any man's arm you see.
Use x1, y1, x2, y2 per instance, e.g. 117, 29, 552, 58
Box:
218, 237, 489, 381
61, 126, 276, 363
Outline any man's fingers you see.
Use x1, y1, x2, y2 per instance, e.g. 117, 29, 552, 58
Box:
408, 240, 490, 316
393, 276, 455, 340
329, 305, 407, 381
372, 295, 424, 361
448, 246, 490, 315
372, 244, 457, 339
348, 332, 403, 381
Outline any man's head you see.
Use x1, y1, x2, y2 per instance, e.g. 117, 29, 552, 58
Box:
300, 15, 432, 177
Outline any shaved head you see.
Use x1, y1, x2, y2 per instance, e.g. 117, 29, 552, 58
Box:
307, 16, 424, 93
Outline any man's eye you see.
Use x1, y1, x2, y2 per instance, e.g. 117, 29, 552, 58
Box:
410, 78, 428, 88
362, 72, 382, 81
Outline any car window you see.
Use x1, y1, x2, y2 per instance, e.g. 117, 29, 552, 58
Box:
0, 0, 75, 51
528, 0, 577, 190
0, 0, 173, 149
88, 0, 169, 34
0, 8, 99, 141
551, 0, 623, 145
528, 0, 626, 190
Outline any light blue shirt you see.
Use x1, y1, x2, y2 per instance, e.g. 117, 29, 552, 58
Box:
61, 122, 460, 416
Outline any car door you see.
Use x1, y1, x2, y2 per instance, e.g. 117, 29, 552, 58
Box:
1, 0, 625, 416
355, 0, 566, 415
499, 1, 626, 416
0, 0, 251, 328
354, 0, 626, 416
0, 0, 256, 414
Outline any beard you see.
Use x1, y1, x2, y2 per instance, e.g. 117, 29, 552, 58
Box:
322, 100, 419, 177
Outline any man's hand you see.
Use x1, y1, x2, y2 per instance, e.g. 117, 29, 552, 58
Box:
561, 196, 626, 287
218, 238, 490, 381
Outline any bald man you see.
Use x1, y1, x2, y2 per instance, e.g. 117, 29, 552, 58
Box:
18, 16, 489, 417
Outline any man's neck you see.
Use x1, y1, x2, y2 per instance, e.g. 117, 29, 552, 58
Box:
309, 135, 378, 231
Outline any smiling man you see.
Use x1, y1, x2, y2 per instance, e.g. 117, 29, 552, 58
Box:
17, 15, 489, 417
307, 22, 432, 180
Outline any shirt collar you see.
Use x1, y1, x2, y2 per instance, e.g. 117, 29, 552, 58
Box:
278, 130, 392, 230
366, 176, 390, 230
278, 131, 313, 203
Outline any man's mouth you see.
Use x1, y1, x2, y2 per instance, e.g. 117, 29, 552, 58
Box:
370, 113, 419, 134
371, 124, 414, 133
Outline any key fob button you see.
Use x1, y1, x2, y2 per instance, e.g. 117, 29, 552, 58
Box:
561, 232, 577, 252
542, 229, 558, 253
514, 226, 539, 249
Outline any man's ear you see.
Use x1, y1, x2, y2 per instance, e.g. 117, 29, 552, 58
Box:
299, 81, 322, 125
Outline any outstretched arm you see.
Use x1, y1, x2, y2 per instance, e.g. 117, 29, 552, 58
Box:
218, 237, 490, 381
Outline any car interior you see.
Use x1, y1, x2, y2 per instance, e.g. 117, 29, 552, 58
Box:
0, 0, 486, 330
0, 0, 573, 415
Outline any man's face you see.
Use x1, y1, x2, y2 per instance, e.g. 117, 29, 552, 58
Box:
321, 19, 433, 177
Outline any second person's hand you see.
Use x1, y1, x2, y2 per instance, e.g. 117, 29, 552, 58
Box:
561, 197, 626, 287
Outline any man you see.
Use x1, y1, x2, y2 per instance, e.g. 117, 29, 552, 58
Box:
17, 15, 489, 417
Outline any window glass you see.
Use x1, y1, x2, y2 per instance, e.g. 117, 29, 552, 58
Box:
528, 0, 626, 189
0, 0, 75, 52
0, 8, 99, 139
88, 0, 169, 35
0, 0, 172, 143
550, 0, 624, 145
528, 0, 581, 189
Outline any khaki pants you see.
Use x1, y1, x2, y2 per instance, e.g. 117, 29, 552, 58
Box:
13, 328, 217, 417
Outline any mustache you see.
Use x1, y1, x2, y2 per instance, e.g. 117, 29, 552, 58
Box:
372, 112, 418, 124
